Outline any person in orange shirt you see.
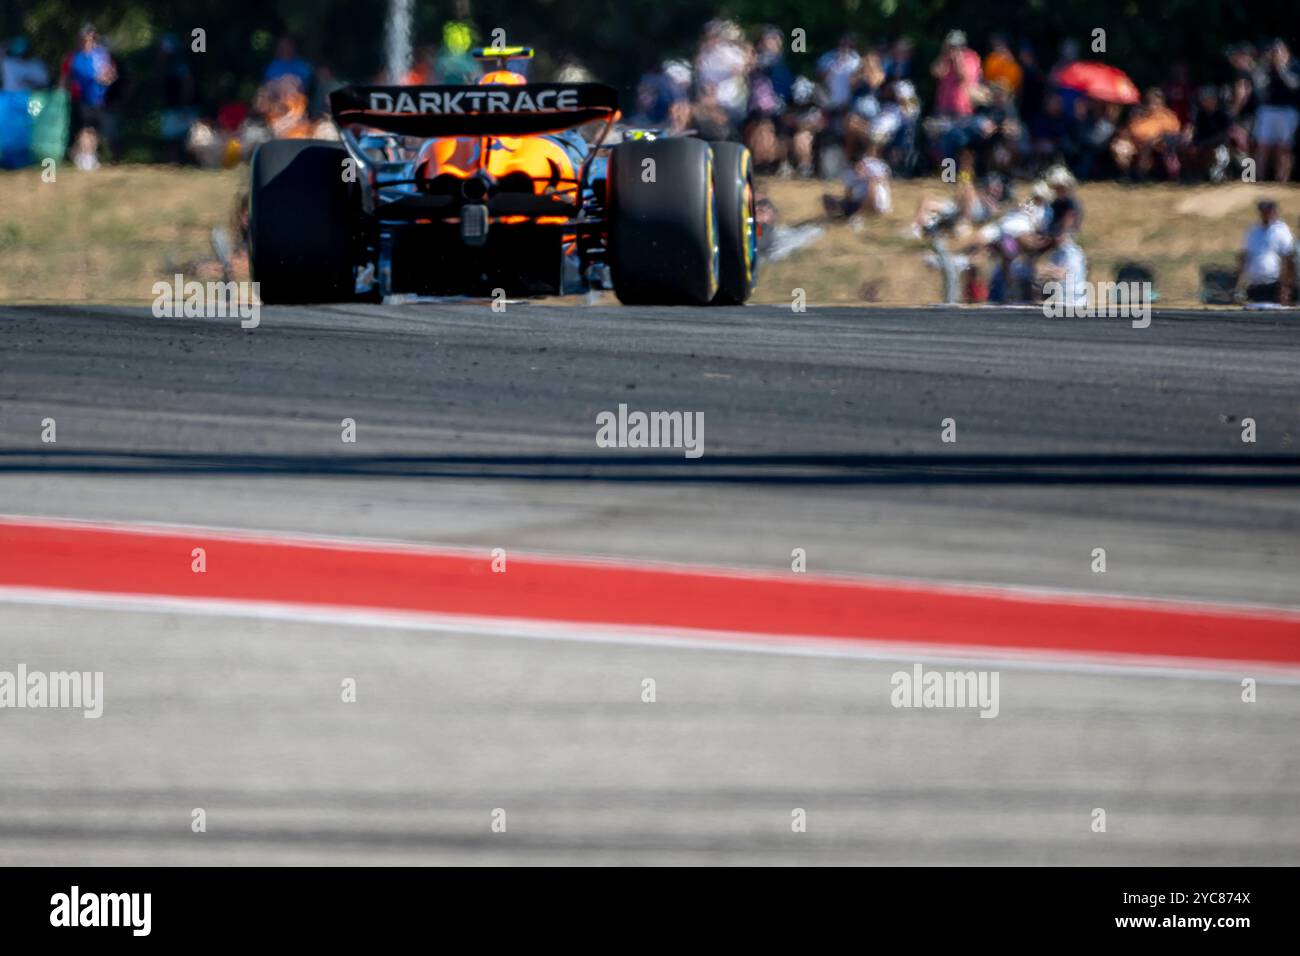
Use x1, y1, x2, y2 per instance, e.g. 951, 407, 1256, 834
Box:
983, 34, 1022, 98
1110, 87, 1182, 179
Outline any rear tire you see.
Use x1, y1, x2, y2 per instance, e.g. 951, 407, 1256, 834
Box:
250, 139, 357, 304
607, 137, 719, 305
708, 141, 757, 304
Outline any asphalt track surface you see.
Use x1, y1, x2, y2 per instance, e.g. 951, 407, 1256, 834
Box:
1, 302, 1298, 864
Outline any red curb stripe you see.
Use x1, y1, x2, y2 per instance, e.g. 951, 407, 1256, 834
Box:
1, 518, 1297, 666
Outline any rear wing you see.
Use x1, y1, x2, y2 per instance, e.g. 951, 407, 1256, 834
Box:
329, 83, 620, 137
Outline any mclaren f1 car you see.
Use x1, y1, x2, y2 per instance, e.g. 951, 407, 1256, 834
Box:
248, 47, 757, 305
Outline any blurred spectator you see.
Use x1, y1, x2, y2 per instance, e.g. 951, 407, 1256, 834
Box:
155, 33, 197, 163
1036, 196, 1088, 306
185, 67, 332, 170
851, 49, 887, 102
1029, 92, 1079, 168
743, 111, 784, 173
64, 24, 118, 166
260, 76, 318, 139
1017, 41, 1047, 127
263, 37, 312, 91
1051, 38, 1081, 76
883, 38, 914, 83
311, 64, 344, 118
1163, 62, 1195, 125
664, 98, 693, 137
402, 45, 438, 85
2, 37, 49, 92
70, 127, 100, 170
822, 141, 892, 219
1110, 87, 1181, 180
1043, 165, 1082, 227
817, 34, 861, 111
690, 80, 733, 141
1075, 100, 1121, 180
745, 73, 781, 123
634, 62, 684, 127
554, 59, 593, 84
1226, 43, 1257, 119
1236, 199, 1294, 303
984, 179, 1053, 302
931, 30, 982, 118
1015, 166, 1080, 268
942, 78, 1023, 174
663, 59, 693, 102
436, 22, 479, 85
842, 50, 886, 158
914, 169, 1013, 302
1051, 38, 1085, 119
873, 79, 921, 173
777, 76, 822, 178
1252, 39, 1299, 182
1182, 85, 1244, 181
752, 27, 793, 104
743, 32, 794, 173
983, 34, 1022, 98
695, 19, 751, 128
913, 169, 1009, 238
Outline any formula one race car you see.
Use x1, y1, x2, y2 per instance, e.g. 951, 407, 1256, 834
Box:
249, 47, 757, 305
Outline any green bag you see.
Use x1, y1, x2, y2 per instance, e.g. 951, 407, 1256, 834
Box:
28, 89, 70, 163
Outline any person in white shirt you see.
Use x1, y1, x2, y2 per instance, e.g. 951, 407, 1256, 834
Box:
823, 141, 893, 218
1236, 200, 1295, 303
1037, 203, 1088, 309
694, 20, 751, 125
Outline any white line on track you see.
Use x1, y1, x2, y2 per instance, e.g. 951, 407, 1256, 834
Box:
3, 584, 1298, 684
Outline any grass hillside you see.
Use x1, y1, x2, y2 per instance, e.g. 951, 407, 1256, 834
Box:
2, 164, 1297, 306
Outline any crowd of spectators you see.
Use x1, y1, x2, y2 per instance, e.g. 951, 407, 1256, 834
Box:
617, 20, 1299, 305
628, 21, 1299, 189
909, 162, 1083, 305
0, 25, 343, 170
5, 19, 1295, 187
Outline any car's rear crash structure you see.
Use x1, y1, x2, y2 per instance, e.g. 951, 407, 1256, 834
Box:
248, 80, 757, 305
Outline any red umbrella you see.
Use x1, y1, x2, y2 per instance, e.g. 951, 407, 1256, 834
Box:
1054, 61, 1140, 104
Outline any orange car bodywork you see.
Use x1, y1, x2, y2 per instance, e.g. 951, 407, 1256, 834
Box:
426, 134, 578, 190
419, 67, 583, 224
421, 66, 579, 210
423, 135, 580, 226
